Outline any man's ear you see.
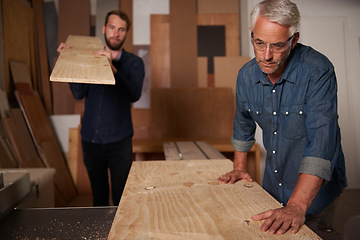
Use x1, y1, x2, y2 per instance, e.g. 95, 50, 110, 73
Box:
102, 25, 106, 35
291, 32, 300, 49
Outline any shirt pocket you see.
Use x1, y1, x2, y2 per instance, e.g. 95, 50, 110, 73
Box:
280, 104, 306, 140
244, 103, 271, 132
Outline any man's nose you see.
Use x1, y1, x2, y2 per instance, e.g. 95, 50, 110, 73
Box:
264, 45, 273, 60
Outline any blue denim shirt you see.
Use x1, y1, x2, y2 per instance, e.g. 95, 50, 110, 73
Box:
70, 49, 145, 144
231, 43, 347, 215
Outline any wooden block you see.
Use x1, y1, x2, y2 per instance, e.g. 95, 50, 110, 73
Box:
163, 141, 181, 160
50, 35, 115, 85
108, 160, 321, 239
197, 14, 240, 57
150, 14, 170, 88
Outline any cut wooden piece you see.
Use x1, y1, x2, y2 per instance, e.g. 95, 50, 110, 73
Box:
108, 160, 321, 239
50, 35, 115, 85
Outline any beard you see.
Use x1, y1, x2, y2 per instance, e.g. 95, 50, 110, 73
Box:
104, 33, 126, 51
255, 49, 291, 75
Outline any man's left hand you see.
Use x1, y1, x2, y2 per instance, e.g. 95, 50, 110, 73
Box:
252, 204, 306, 235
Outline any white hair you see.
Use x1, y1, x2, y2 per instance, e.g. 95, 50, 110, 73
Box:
250, 0, 301, 37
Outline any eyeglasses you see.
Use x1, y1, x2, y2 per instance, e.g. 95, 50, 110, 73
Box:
251, 32, 294, 53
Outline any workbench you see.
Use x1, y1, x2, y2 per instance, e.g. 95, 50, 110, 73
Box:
107, 159, 321, 239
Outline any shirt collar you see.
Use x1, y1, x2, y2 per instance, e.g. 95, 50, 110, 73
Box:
113, 49, 123, 62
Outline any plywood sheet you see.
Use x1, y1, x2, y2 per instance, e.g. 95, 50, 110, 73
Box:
197, 14, 240, 57
214, 56, 251, 92
50, 35, 115, 85
108, 160, 321, 239
150, 14, 170, 88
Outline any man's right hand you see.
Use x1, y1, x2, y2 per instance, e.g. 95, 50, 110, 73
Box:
217, 169, 253, 184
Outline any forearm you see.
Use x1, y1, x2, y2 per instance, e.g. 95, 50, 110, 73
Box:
287, 173, 323, 213
233, 150, 248, 170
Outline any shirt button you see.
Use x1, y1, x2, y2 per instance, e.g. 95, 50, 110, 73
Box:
285, 111, 289, 115
272, 89, 276, 93
279, 183, 282, 186
274, 131, 277, 135
256, 111, 259, 115
299, 111, 303, 115
248, 109, 251, 112
274, 169, 278, 173
272, 150, 276, 154
273, 112, 277, 115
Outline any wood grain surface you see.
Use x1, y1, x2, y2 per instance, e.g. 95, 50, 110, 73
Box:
50, 35, 115, 85
108, 160, 321, 240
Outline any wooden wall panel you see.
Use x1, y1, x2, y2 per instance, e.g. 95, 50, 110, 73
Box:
150, 15, 170, 88
119, 0, 133, 53
197, 14, 240, 57
150, 88, 235, 140
214, 56, 251, 92
170, 0, 198, 88
197, 0, 239, 14
96, 0, 119, 46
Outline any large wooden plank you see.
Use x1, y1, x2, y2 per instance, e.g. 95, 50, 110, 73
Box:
176, 141, 207, 160
50, 35, 115, 85
163, 141, 181, 160
195, 141, 227, 159
108, 160, 321, 239
17, 92, 77, 203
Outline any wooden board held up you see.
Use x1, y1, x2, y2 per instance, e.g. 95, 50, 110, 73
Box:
50, 35, 115, 85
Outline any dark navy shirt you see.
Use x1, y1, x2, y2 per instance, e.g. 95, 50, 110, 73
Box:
231, 43, 347, 215
69, 49, 145, 144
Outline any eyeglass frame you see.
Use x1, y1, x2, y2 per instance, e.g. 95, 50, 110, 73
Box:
251, 32, 295, 53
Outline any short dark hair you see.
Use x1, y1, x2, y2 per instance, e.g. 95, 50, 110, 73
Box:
104, 10, 131, 31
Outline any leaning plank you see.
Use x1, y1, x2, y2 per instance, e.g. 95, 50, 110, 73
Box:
16, 92, 77, 203
50, 35, 115, 85
108, 160, 321, 239
1, 109, 44, 168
